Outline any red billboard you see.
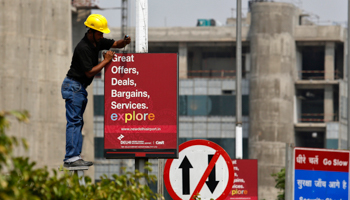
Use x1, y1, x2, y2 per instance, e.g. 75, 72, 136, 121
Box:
104, 53, 178, 158
225, 159, 258, 200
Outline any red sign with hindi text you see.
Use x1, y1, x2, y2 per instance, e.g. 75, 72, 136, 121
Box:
294, 148, 349, 172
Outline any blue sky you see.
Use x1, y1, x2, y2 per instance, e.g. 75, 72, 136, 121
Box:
92, 0, 348, 28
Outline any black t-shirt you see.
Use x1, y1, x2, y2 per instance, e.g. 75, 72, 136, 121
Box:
67, 34, 114, 86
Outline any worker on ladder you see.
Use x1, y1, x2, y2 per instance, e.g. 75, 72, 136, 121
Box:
61, 14, 131, 167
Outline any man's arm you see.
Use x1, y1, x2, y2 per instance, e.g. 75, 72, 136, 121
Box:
85, 51, 114, 78
111, 35, 131, 48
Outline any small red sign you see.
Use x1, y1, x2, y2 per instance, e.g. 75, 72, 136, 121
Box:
225, 159, 258, 200
104, 53, 178, 158
295, 147, 349, 172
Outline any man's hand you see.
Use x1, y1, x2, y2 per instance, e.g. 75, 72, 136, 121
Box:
85, 50, 115, 78
103, 50, 115, 62
124, 35, 131, 45
112, 36, 132, 48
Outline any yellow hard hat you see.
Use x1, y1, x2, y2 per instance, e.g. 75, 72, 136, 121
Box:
84, 14, 110, 34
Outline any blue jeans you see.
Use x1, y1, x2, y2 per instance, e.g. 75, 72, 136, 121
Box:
61, 77, 88, 162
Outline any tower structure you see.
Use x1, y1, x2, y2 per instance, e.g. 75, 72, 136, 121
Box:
249, 2, 297, 197
0, 0, 72, 170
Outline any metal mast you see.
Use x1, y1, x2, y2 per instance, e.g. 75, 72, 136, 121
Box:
121, 0, 128, 39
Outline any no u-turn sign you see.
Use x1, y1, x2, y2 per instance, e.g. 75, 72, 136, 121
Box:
164, 140, 234, 200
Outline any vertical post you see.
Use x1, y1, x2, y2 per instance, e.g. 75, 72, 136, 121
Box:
348, 0, 350, 150
135, 0, 148, 182
135, 0, 148, 53
121, 0, 128, 39
76, 170, 86, 186
157, 159, 165, 199
285, 143, 294, 200
179, 42, 188, 79
235, 0, 243, 159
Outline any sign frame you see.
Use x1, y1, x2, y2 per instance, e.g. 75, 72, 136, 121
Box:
103, 53, 179, 159
164, 139, 234, 200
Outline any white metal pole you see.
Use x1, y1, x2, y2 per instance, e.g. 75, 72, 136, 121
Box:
135, 0, 148, 53
235, 0, 243, 159
135, 0, 148, 183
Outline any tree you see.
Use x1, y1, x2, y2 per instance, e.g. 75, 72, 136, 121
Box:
0, 110, 163, 200
271, 168, 285, 200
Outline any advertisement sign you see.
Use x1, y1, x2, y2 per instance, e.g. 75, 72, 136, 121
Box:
225, 159, 258, 200
104, 53, 178, 158
294, 147, 350, 200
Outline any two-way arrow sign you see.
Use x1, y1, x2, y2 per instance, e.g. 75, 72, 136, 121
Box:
164, 139, 234, 200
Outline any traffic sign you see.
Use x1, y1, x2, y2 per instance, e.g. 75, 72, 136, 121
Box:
164, 139, 234, 200
293, 147, 350, 200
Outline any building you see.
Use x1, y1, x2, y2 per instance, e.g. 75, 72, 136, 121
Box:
2, 0, 344, 199
92, 1, 348, 199
0, 1, 71, 172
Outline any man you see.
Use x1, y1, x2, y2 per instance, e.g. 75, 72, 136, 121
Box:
61, 14, 131, 167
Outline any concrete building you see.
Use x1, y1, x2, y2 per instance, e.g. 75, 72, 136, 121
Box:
92, 1, 348, 199
0, 0, 96, 180
1, 0, 346, 199
0, 1, 71, 171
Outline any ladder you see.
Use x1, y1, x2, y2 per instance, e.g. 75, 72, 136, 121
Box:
60, 166, 89, 186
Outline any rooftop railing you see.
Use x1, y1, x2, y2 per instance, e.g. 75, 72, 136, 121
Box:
299, 70, 341, 80
299, 113, 338, 123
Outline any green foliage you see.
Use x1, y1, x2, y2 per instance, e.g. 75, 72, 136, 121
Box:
0, 110, 29, 171
192, 193, 214, 200
271, 168, 285, 200
0, 110, 164, 200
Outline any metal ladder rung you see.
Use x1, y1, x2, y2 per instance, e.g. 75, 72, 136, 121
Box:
59, 166, 90, 186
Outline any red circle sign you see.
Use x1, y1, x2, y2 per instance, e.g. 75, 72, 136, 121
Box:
164, 139, 234, 200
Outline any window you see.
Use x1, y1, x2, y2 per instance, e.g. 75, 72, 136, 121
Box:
94, 95, 104, 116
94, 137, 104, 158
301, 46, 325, 80
178, 138, 248, 159
179, 95, 249, 116
295, 132, 324, 148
